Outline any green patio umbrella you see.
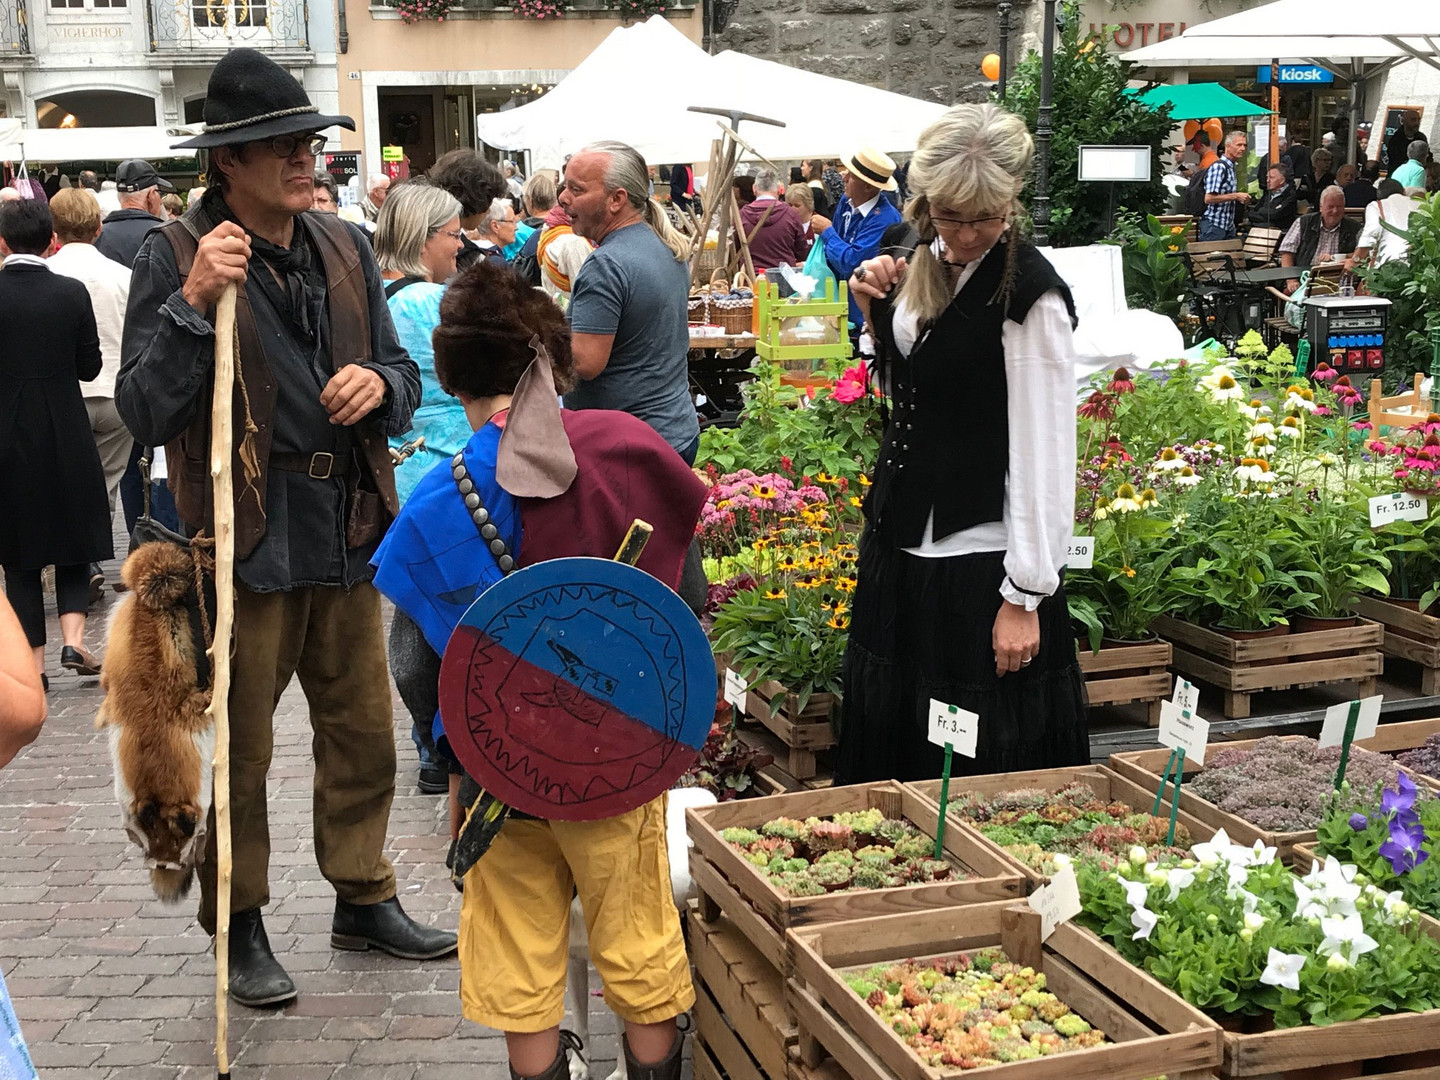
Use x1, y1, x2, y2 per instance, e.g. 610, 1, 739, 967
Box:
1126, 82, 1271, 120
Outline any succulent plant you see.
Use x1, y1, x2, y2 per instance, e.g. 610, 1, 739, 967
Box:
807, 861, 853, 890
773, 872, 825, 897
721, 827, 761, 846
806, 819, 854, 852
760, 816, 809, 842
816, 848, 856, 867
851, 865, 892, 890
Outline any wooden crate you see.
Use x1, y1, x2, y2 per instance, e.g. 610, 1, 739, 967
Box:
686, 782, 1027, 974
1076, 640, 1173, 725
690, 902, 798, 1080
1109, 730, 1440, 862
736, 724, 834, 796
786, 902, 1223, 1080
1151, 615, 1384, 719
1356, 597, 1440, 695
906, 764, 1214, 888
716, 651, 838, 781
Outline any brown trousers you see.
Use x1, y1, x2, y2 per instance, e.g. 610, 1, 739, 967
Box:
198, 581, 398, 935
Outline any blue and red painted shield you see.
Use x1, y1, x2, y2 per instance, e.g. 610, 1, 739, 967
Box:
438, 557, 714, 820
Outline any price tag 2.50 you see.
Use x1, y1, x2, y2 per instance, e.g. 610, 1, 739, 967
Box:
928, 700, 979, 758
1066, 536, 1095, 570
1028, 862, 1082, 941
1369, 492, 1429, 528
723, 668, 748, 710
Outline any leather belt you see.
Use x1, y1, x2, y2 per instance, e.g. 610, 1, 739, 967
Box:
270, 451, 352, 480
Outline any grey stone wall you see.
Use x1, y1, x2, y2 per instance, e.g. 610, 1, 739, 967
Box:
716, 0, 1033, 106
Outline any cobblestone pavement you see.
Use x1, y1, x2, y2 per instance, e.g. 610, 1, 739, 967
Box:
0, 532, 653, 1080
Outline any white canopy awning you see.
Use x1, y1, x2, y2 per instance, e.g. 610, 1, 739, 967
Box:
475, 16, 947, 168
0, 126, 198, 163
1122, 36, 1402, 71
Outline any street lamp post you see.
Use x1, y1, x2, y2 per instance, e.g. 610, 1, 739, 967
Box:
1032, 0, 1057, 246
997, 1, 1012, 99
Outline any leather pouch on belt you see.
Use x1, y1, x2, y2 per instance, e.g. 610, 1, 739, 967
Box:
345, 485, 382, 549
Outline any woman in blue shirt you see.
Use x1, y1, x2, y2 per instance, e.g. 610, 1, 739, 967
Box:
375, 179, 468, 794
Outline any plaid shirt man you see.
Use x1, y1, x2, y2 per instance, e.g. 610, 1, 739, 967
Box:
1201, 155, 1238, 238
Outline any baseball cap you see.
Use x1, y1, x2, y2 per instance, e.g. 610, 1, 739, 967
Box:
115, 159, 176, 194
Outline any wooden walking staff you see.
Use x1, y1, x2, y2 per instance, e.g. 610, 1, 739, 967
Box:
208, 282, 239, 1079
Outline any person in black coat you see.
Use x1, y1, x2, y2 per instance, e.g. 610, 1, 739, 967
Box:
1247, 163, 1299, 234
95, 159, 174, 270
0, 198, 109, 687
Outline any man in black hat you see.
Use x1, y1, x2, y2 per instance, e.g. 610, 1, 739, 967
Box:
114, 49, 444, 1009
97, 159, 176, 269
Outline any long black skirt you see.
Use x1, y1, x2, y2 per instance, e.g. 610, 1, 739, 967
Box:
834, 534, 1089, 785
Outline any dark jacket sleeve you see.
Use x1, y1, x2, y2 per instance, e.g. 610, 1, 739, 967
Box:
71, 280, 102, 383
114, 231, 218, 448
352, 221, 421, 437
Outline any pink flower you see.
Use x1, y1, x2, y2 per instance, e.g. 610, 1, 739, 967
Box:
1333, 376, 1364, 409
1311, 362, 1339, 384
1353, 420, 1375, 433
1108, 366, 1136, 394
831, 380, 864, 404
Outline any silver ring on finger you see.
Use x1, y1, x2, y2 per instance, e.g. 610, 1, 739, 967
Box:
1020, 657, 1033, 666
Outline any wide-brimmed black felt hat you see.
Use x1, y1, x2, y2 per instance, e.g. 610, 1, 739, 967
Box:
173, 49, 355, 150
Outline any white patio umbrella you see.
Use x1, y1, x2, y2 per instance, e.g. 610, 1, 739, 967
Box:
1123, 11, 1440, 168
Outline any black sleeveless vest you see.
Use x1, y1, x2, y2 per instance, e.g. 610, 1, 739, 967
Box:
865, 238, 1076, 550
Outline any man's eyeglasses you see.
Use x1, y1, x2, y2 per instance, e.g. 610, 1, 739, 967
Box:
930, 213, 1007, 231
262, 133, 327, 159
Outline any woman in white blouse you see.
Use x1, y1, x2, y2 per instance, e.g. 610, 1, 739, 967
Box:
835, 102, 1088, 783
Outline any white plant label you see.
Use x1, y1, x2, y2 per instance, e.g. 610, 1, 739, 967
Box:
1065, 536, 1095, 570
1318, 695, 1382, 750
1158, 699, 1210, 766
1369, 493, 1429, 528
928, 699, 979, 758
1028, 863, 1082, 941
1172, 677, 1200, 717
723, 668, 748, 710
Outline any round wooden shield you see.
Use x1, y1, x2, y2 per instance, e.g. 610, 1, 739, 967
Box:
438, 557, 714, 820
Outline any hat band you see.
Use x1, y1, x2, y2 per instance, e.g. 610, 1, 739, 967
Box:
204, 104, 319, 133
849, 156, 891, 187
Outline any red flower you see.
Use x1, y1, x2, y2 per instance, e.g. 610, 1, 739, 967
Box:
1078, 390, 1116, 421
780, 455, 794, 475
1107, 367, 1135, 394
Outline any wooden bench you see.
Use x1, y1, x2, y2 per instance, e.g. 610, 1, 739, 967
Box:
1156, 213, 1196, 244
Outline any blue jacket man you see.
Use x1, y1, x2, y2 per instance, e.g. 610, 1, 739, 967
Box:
814, 147, 903, 327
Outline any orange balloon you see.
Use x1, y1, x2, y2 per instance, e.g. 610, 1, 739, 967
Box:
981, 53, 1001, 81
1203, 118, 1223, 145
1183, 120, 1200, 142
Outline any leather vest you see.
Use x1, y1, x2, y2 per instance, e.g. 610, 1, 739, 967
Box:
1293, 213, 1363, 270
159, 210, 399, 560
866, 239, 1075, 549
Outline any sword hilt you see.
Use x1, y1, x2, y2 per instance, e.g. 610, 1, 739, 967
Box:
613, 520, 653, 566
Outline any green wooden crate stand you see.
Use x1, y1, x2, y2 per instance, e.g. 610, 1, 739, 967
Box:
754, 277, 853, 366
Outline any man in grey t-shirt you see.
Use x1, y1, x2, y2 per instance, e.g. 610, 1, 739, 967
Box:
560, 141, 700, 462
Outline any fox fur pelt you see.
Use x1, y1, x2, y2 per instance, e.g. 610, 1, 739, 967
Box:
97, 541, 214, 903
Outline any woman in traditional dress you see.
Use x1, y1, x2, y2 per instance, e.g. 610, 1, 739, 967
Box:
835, 102, 1088, 783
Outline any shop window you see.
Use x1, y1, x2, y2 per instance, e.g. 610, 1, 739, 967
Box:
190, 0, 267, 29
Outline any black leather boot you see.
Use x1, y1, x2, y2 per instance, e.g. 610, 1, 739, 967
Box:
331, 896, 458, 960
623, 1028, 684, 1080
227, 907, 297, 1007
510, 1031, 586, 1080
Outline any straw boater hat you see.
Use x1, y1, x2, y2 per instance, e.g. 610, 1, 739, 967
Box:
172, 49, 355, 149
846, 146, 899, 193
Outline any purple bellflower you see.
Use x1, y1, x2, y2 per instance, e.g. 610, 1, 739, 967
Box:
1378, 815, 1430, 876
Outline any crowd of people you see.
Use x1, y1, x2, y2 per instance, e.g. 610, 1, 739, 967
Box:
1173, 111, 1435, 292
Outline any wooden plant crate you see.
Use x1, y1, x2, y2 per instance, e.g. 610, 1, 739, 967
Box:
1075, 639, 1173, 725
1356, 597, 1440, 695
786, 901, 1223, 1080
1151, 615, 1383, 719
716, 651, 837, 781
690, 901, 798, 1080
1110, 730, 1439, 862
686, 781, 1027, 975
906, 764, 1214, 889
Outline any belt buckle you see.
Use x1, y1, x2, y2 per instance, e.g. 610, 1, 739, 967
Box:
308, 452, 334, 480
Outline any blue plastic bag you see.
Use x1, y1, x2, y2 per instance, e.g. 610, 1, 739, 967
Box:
801, 236, 837, 299
0, 969, 38, 1080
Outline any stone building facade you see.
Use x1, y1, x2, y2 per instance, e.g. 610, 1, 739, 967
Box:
714, 0, 1035, 106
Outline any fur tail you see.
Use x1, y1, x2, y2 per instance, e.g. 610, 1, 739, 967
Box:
150, 866, 194, 904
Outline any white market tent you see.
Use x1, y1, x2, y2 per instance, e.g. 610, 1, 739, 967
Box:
0, 125, 198, 164
474, 16, 947, 169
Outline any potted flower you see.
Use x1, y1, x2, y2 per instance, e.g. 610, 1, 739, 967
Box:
1285, 458, 1392, 631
